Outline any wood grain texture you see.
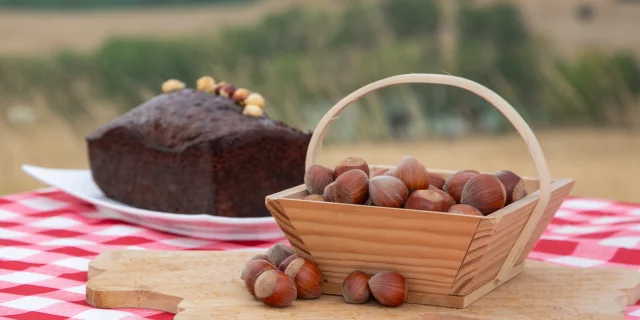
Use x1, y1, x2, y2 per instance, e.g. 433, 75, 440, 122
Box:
515, 179, 576, 265
86, 249, 640, 320
496, 178, 575, 281
265, 185, 314, 262
265, 167, 574, 303
275, 195, 480, 296
451, 201, 534, 295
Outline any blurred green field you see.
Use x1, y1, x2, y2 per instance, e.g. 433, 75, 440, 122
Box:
1, 0, 639, 202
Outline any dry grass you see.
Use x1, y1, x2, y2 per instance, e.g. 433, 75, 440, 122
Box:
317, 129, 640, 203
0, 0, 346, 56
3, 113, 639, 203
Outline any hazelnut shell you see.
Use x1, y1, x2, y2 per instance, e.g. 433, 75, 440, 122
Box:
240, 253, 270, 279
304, 165, 335, 195
243, 104, 264, 117
448, 204, 483, 216
278, 254, 298, 272
334, 157, 370, 178
368, 271, 408, 307
368, 175, 409, 208
254, 270, 297, 307
493, 170, 527, 205
161, 79, 185, 93
428, 186, 456, 210
443, 170, 480, 203
460, 174, 507, 215
323, 183, 336, 202
385, 155, 429, 191
428, 173, 446, 189
303, 194, 325, 202
245, 92, 265, 108
242, 259, 278, 296
267, 243, 295, 268
370, 166, 391, 178
232, 88, 251, 103
196, 76, 216, 93
404, 190, 447, 212
341, 270, 372, 304
330, 169, 369, 205
284, 257, 323, 299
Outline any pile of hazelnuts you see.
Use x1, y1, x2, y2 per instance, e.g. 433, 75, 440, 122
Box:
341, 269, 408, 307
241, 243, 323, 308
304, 155, 527, 216
241, 243, 410, 308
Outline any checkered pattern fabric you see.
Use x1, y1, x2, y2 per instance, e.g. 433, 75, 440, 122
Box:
1, 188, 640, 319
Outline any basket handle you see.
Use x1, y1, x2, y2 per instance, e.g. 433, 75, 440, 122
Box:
305, 73, 552, 279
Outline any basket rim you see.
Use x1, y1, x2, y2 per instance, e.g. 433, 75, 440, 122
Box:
266, 176, 574, 221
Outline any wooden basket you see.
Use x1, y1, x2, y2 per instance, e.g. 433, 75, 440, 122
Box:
265, 74, 575, 309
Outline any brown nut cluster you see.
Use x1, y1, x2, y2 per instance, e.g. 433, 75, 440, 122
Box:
302, 155, 528, 216
242, 244, 323, 307
160, 76, 266, 118
341, 270, 407, 307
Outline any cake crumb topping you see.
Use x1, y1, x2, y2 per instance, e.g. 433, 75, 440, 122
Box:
161, 76, 266, 117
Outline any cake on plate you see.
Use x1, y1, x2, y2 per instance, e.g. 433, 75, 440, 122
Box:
86, 77, 312, 218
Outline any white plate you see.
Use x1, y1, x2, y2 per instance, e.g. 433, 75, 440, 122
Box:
21, 165, 284, 241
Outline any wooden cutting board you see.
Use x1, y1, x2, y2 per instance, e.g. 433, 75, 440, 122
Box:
86, 249, 640, 320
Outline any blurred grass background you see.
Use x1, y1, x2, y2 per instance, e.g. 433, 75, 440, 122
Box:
0, 0, 639, 202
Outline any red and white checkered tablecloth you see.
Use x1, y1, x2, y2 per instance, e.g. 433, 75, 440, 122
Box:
1, 188, 640, 319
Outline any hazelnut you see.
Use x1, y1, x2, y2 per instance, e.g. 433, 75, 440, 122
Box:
267, 243, 295, 268
428, 186, 456, 210
323, 183, 335, 202
213, 81, 228, 95
161, 79, 185, 93
303, 194, 325, 202
368, 176, 409, 208
330, 169, 369, 205
254, 270, 297, 307
370, 166, 391, 177
248, 253, 270, 263
341, 270, 371, 304
196, 76, 216, 93
243, 104, 264, 117
304, 164, 335, 195
219, 84, 236, 98
385, 155, 429, 191
245, 92, 265, 108
334, 157, 370, 178
443, 170, 480, 203
240, 253, 270, 279
278, 254, 298, 272
368, 271, 408, 307
448, 204, 482, 216
404, 190, 447, 212
284, 257, 323, 299
460, 174, 507, 215
428, 173, 446, 189
242, 259, 278, 296
232, 88, 251, 103
493, 170, 527, 205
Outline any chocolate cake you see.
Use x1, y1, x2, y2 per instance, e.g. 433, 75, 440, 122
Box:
86, 77, 312, 218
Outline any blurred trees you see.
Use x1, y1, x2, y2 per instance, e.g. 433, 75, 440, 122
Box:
0, 0, 638, 141
0, 0, 249, 9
